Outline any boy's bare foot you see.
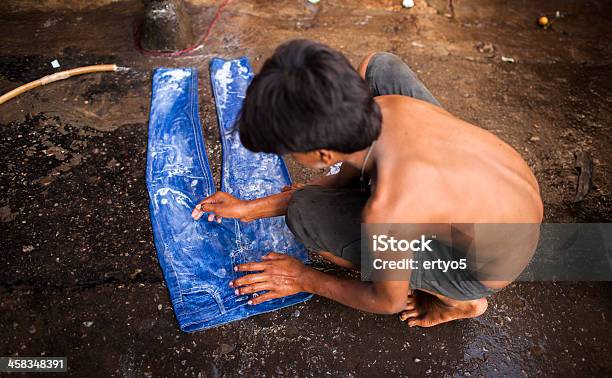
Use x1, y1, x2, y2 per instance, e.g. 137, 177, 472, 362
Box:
399, 289, 487, 327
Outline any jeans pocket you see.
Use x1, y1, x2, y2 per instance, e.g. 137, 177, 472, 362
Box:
176, 286, 224, 332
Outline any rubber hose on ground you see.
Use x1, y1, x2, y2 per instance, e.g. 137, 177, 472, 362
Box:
0, 64, 120, 105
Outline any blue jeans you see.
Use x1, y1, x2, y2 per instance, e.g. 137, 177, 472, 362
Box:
146, 58, 311, 332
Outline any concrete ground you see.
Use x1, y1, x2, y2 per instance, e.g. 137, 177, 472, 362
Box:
1, 0, 611, 376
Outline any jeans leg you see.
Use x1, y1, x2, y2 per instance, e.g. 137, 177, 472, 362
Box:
210, 57, 312, 316
147, 68, 236, 331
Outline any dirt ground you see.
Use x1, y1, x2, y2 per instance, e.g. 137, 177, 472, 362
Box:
0, 0, 610, 376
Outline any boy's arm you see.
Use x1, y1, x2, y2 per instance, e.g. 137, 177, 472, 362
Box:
192, 190, 292, 222
231, 252, 410, 315
231, 205, 412, 314
242, 163, 361, 218
192, 163, 361, 222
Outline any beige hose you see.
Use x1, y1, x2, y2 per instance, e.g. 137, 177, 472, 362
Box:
0, 64, 119, 105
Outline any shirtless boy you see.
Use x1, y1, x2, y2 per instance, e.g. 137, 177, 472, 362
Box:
191, 39, 543, 327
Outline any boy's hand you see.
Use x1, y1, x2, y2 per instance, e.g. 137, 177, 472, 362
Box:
230, 252, 311, 305
192, 191, 254, 222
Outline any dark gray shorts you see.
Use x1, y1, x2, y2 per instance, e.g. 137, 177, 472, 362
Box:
285, 53, 496, 301
365, 52, 441, 106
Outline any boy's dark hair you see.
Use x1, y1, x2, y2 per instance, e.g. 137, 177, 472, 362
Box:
238, 39, 381, 154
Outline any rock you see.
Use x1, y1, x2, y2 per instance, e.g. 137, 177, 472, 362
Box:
0, 206, 16, 223
219, 343, 235, 355
22, 245, 35, 253
402, 0, 415, 8
475, 42, 495, 55
433, 43, 450, 56
28, 325, 36, 334
285, 326, 299, 338
529, 136, 540, 142
83, 321, 94, 327
413, 357, 422, 363
140, 0, 195, 52
130, 269, 143, 279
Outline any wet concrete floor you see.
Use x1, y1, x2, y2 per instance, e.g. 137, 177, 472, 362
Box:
0, 0, 611, 376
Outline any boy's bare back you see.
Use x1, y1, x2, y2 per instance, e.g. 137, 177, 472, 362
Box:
367, 95, 543, 225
